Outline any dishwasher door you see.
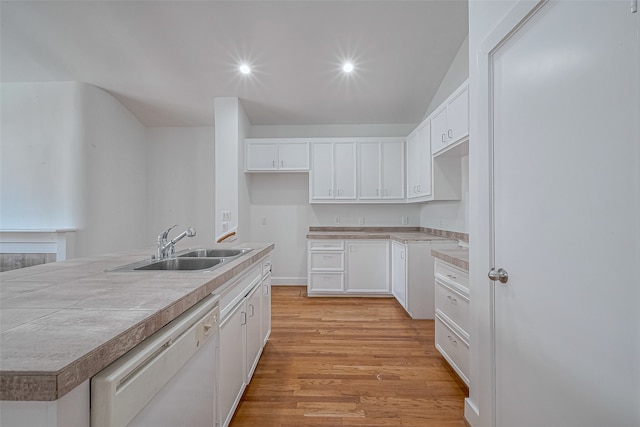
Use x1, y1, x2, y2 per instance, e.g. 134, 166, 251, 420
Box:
91, 294, 219, 427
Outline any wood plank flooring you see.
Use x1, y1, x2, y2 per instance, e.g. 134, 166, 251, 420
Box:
230, 286, 468, 427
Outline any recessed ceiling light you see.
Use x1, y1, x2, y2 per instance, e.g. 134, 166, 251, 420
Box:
342, 62, 354, 73
239, 64, 251, 75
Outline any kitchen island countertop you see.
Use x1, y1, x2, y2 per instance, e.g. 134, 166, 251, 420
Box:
0, 242, 274, 401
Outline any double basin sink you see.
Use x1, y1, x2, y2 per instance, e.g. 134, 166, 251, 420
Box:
113, 248, 253, 272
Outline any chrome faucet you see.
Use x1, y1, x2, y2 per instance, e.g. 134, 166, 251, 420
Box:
157, 225, 196, 259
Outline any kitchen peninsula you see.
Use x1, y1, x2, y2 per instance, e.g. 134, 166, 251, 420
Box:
0, 243, 274, 426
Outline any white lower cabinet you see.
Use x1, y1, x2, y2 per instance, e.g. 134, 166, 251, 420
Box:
217, 257, 271, 427
434, 259, 470, 386
245, 283, 263, 382
219, 299, 247, 427
261, 258, 272, 345
308, 239, 389, 295
391, 241, 452, 319
307, 240, 345, 295
345, 240, 389, 294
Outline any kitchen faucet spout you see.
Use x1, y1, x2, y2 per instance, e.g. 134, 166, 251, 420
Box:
157, 226, 196, 259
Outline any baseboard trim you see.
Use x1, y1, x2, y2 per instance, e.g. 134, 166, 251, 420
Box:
464, 398, 480, 426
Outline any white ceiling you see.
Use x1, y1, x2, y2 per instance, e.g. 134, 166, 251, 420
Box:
1, 1, 468, 127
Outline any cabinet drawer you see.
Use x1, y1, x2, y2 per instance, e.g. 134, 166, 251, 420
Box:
435, 314, 469, 386
309, 240, 344, 251
435, 279, 470, 333
435, 259, 469, 288
309, 251, 344, 270
309, 273, 344, 293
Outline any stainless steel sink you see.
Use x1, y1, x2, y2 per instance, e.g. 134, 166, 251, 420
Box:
109, 247, 253, 272
134, 257, 224, 271
177, 248, 252, 258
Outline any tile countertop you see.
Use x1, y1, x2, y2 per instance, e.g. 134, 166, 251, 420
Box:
307, 227, 459, 244
0, 242, 274, 402
431, 246, 469, 272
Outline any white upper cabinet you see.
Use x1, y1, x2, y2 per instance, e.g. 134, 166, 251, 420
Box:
406, 120, 431, 200
358, 140, 404, 200
311, 137, 404, 203
310, 141, 356, 201
245, 139, 309, 172
430, 81, 469, 155
334, 142, 357, 199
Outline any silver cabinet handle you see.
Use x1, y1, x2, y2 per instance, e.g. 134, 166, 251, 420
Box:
417, 185, 421, 192
441, 134, 446, 142
249, 304, 255, 317
447, 295, 457, 303
448, 129, 453, 138
447, 274, 457, 281
241, 311, 247, 325
281, 160, 284, 167
272, 160, 276, 167
488, 268, 509, 284
447, 335, 458, 345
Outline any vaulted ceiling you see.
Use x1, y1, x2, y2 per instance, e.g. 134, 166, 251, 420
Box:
1, 1, 468, 127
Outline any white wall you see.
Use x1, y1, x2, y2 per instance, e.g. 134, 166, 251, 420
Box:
0, 82, 148, 257
1, 82, 84, 230
423, 35, 470, 119
419, 34, 470, 234
145, 127, 215, 250
77, 85, 147, 256
214, 98, 240, 242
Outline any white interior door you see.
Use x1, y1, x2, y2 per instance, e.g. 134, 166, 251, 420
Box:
490, 2, 639, 426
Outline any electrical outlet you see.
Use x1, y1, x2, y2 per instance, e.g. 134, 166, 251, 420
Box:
222, 211, 231, 221
402, 216, 408, 225
358, 217, 365, 225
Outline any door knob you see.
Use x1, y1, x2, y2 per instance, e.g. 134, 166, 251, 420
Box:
488, 268, 509, 284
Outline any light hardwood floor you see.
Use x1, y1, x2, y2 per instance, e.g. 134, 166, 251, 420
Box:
230, 286, 468, 427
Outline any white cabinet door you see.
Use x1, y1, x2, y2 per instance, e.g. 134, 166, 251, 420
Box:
359, 141, 404, 200
261, 273, 271, 345
446, 86, 469, 145
406, 130, 419, 199
334, 142, 356, 199
311, 142, 333, 199
430, 106, 448, 154
245, 283, 262, 382
358, 142, 381, 199
381, 141, 404, 199
218, 301, 246, 427
246, 142, 278, 171
391, 241, 407, 308
407, 120, 432, 200
346, 241, 389, 294
278, 142, 309, 170
430, 82, 469, 155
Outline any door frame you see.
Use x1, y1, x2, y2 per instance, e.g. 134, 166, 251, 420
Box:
470, 1, 548, 426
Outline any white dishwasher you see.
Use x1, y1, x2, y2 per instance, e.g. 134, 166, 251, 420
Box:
91, 294, 219, 427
